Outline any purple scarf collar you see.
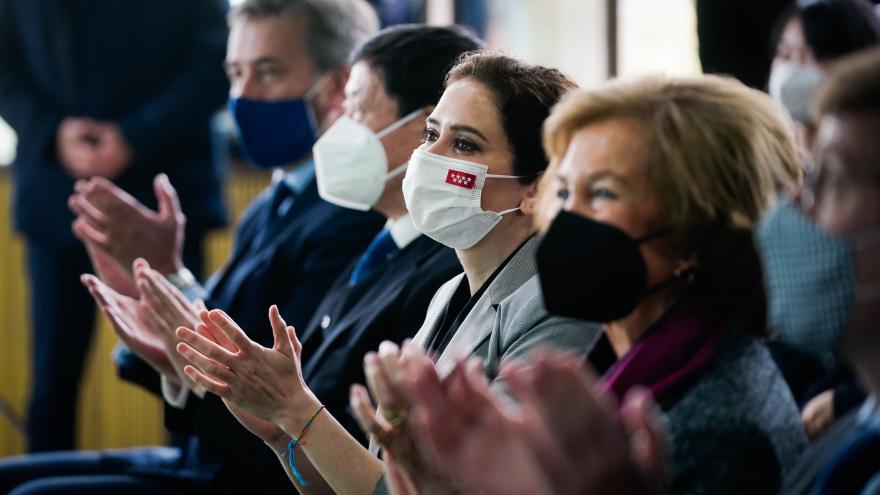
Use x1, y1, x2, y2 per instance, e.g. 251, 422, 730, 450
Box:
600, 303, 727, 404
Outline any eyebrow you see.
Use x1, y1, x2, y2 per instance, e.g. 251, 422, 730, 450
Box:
426, 117, 489, 142
580, 169, 635, 191
225, 56, 282, 69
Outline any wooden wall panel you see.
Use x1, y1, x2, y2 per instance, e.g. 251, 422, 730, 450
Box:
0, 166, 269, 456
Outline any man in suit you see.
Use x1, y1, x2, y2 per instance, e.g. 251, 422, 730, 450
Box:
0, 0, 230, 452
0, 1, 382, 494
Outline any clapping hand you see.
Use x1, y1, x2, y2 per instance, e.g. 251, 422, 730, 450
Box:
174, 306, 321, 428
69, 174, 186, 284
350, 341, 470, 495
406, 351, 668, 495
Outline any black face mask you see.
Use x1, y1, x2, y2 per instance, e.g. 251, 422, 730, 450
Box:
536, 210, 685, 323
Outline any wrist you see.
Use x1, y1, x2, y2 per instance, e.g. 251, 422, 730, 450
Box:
165, 266, 196, 292
276, 393, 323, 439
266, 433, 293, 456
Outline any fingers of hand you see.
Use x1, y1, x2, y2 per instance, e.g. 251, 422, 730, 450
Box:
175, 326, 239, 366
364, 352, 405, 414
183, 364, 231, 397
176, 342, 236, 384
350, 384, 391, 445
268, 305, 293, 357
207, 309, 254, 352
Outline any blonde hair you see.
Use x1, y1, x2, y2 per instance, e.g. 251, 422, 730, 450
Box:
538, 74, 802, 326
539, 74, 801, 242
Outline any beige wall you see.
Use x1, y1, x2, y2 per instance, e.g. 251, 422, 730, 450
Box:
0, 166, 269, 456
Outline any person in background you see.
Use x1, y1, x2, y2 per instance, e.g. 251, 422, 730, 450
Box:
389, 73, 808, 494
173, 51, 599, 494
767, 0, 880, 148
0, 0, 382, 493
783, 44, 880, 495
759, 0, 880, 440
0, 0, 230, 452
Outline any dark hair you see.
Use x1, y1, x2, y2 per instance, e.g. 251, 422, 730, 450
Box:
445, 52, 578, 183
351, 25, 484, 117
771, 0, 880, 61
230, 0, 378, 72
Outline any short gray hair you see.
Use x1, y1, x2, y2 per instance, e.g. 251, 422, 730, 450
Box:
231, 0, 379, 72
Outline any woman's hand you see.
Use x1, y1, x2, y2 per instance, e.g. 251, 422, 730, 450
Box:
350, 341, 471, 495
406, 351, 668, 495
174, 305, 321, 429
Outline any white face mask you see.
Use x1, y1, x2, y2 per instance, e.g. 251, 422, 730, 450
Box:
313, 108, 423, 211
402, 149, 528, 249
768, 62, 824, 124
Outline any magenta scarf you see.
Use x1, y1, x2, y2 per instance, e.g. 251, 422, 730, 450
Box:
599, 304, 727, 404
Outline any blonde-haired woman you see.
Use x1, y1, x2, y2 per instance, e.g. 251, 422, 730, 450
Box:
401, 74, 808, 495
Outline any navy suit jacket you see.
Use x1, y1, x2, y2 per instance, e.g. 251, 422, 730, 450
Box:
0, 0, 229, 244
299, 234, 461, 440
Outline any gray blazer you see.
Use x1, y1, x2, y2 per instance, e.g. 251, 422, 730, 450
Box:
371, 237, 600, 492
413, 236, 600, 380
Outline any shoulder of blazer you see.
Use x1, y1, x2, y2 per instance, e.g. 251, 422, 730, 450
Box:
487, 236, 540, 306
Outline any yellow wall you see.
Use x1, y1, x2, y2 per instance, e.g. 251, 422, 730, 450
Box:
0, 166, 269, 456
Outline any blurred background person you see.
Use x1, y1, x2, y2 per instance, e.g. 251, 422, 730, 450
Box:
787, 45, 880, 495
758, 0, 880, 442
0, 0, 230, 453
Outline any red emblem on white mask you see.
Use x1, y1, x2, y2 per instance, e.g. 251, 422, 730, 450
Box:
445, 169, 477, 189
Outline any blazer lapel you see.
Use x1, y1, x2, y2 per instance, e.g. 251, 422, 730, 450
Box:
433, 237, 539, 376
412, 273, 465, 350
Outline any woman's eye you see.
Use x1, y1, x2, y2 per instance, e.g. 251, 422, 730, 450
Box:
453, 137, 478, 153
590, 186, 618, 200
420, 128, 438, 143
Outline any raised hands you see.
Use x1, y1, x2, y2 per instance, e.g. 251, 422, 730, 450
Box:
69, 173, 186, 286
82, 257, 208, 390
175, 306, 321, 428
350, 341, 468, 495
81, 271, 179, 383
401, 352, 668, 495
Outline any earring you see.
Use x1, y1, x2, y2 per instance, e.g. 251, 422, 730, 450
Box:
673, 265, 697, 285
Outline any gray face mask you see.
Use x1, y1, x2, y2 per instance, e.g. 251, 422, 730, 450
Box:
756, 200, 854, 363
768, 62, 824, 125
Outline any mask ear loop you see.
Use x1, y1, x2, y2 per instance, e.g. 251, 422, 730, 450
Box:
485, 172, 544, 215
304, 73, 331, 101
376, 109, 426, 181
376, 108, 424, 139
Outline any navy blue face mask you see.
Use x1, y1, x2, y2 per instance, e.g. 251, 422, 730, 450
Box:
229, 76, 326, 169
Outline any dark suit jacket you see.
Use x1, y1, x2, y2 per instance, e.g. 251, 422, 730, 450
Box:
299, 234, 460, 440
0, 0, 229, 244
